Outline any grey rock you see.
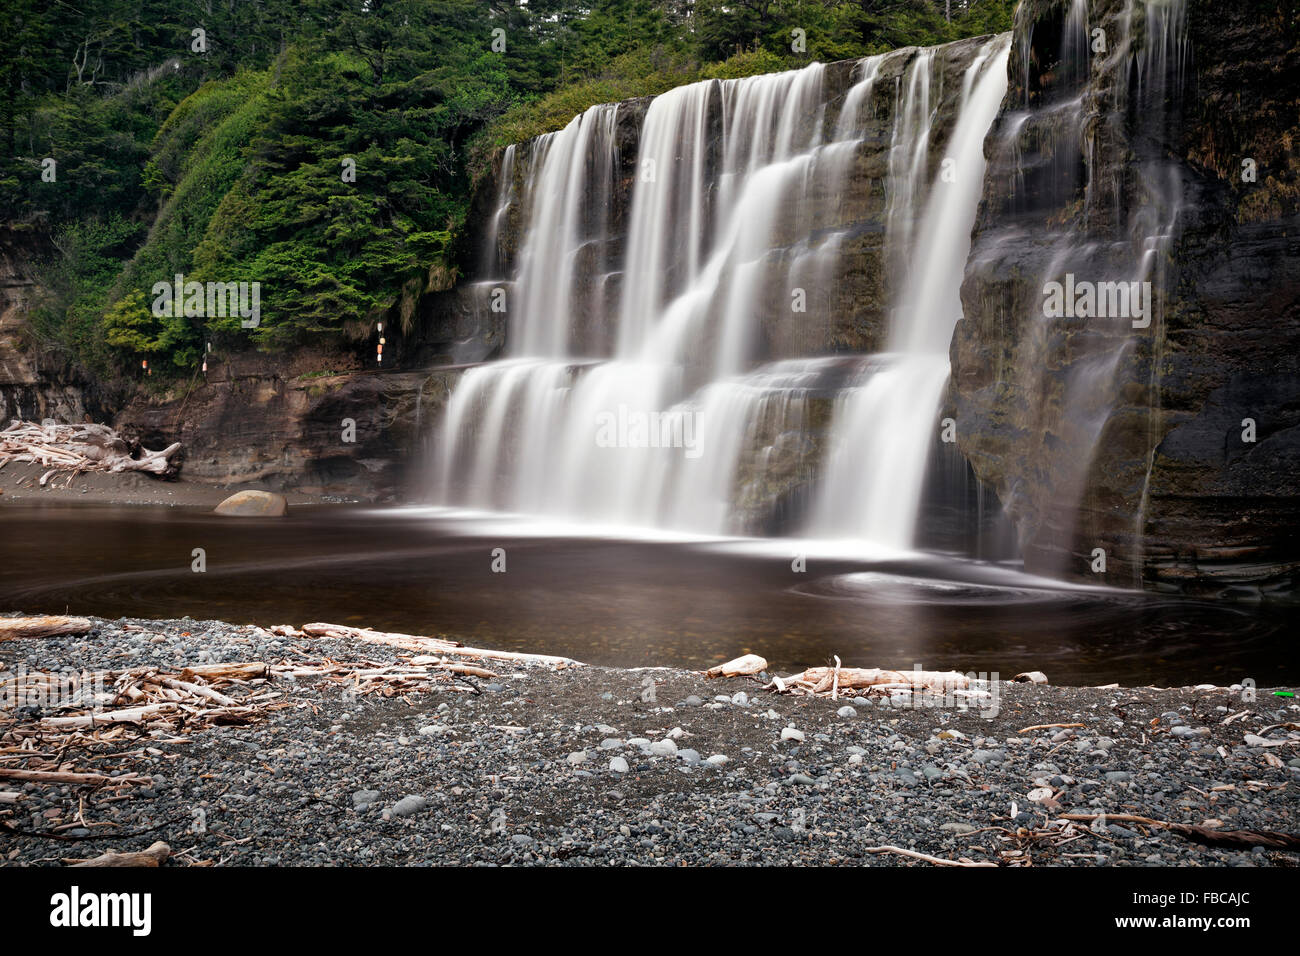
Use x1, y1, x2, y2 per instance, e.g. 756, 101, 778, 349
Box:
390, 795, 427, 817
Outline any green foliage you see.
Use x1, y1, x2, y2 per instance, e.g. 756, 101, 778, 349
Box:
3, 0, 1017, 381
28, 216, 147, 375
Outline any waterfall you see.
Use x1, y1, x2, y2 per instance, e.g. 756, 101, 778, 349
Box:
809, 37, 1011, 547
433, 36, 1013, 547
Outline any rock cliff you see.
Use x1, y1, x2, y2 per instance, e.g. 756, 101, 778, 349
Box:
953, 0, 1300, 595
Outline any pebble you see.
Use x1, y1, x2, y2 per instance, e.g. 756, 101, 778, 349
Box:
836, 706, 857, 718
566, 751, 588, 766
390, 795, 426, 817
649, 739, 678, 757
10, 613, 1291, 870
781, 727, 805, 742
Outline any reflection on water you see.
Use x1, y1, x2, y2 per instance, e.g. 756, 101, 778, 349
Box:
0, 502, 1293, 685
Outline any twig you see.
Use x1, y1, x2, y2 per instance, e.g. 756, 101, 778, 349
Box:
1017, 723, 1085, 733
862, 845, 997, 867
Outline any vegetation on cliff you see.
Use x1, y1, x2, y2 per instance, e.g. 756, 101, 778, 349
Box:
1, 0, 1014, 381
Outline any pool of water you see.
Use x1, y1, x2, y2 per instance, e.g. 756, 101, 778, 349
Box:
2, 502, 1294, 685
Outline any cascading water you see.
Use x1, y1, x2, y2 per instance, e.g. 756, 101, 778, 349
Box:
433, 35, 1012, 549
809, 37, 1011, 547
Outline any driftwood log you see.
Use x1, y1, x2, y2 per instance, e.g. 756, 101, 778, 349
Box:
297, 622, 582, 667
0, 420, 181, 480
705, 654, 768, 678
772, 665, 972, 697
0, 616, 93, 642
71, 841, 171, 867
1060, 813, 1300, 852
0, 768, 135, 786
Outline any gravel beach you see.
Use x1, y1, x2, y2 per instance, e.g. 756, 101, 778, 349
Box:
2, 615, 1297, 867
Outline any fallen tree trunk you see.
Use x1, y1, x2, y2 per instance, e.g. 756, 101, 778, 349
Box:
0, 616, 94, 641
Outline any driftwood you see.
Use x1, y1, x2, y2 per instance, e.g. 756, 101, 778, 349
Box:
181, 662, 269, 680
1018, 722, 1085, 733
1, 654, 480, 793
40, 703, 183, 730
0, 768, 113, 785
298, 622, 582, 667
0, 616, 94, 642
0, 420, 180, 481
705, 654, 768, 678
862, 845, 996, 867
1060, 813, 1300, 852
771, 666, 972, 697
71, 841, 171, 867
0, 768, 146, 786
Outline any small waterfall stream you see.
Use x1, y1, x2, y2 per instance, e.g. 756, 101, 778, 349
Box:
811, 38, 1010, 547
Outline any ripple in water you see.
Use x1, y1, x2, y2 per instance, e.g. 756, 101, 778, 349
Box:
795, 571, 1124, 608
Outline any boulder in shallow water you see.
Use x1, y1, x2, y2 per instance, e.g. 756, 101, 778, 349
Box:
214, 490, 287, 517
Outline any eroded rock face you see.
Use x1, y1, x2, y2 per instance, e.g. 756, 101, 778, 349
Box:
954, 0, 1300, 596
0, 227, 98, 425
113, 349, 462, 500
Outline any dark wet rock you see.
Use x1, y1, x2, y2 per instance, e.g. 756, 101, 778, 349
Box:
954, 0, 1300, 596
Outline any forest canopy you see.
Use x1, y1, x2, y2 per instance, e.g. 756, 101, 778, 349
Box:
0, 0, 1015, 378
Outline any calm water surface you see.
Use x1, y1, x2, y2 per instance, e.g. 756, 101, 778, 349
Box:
1, 502, 1294, 685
